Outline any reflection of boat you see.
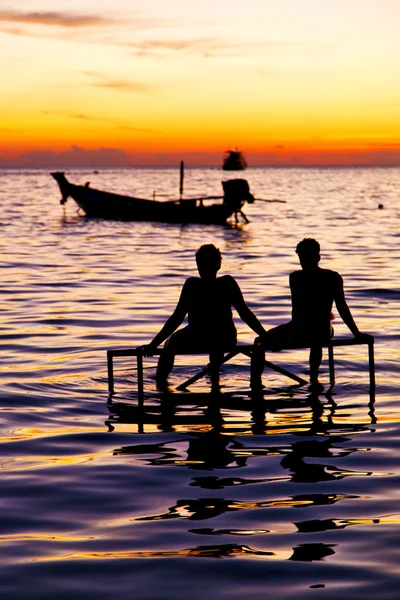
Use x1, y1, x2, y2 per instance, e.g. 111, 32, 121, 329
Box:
51, 172, 255, 225
222, 149, 247, 171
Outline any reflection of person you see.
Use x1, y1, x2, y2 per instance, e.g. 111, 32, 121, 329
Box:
142, 244, 269, 385
251, 238, 372, 387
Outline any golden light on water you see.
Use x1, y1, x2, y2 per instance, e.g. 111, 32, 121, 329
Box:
1, 160, 400, 597
31, 546, 276, 561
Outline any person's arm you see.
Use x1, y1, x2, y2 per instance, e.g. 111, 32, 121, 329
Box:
141, 281, 190, 355
230, 277, 269, 339
334, 275, 372, 339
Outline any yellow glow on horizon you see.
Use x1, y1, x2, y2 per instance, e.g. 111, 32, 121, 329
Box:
2, 1, 400, 166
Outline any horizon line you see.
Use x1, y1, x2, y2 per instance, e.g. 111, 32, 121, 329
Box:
1, 163, 400, 169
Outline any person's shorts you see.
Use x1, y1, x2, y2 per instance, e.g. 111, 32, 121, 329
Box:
257, 321, 333, 350
165, 326, 237, 354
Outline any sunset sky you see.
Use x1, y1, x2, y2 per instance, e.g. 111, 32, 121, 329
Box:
1, 0, 400, 167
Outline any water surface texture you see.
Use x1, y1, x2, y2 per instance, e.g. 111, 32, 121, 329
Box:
1, 167, 399, 599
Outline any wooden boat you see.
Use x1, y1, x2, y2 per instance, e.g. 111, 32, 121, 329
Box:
222, 149, 247, 171
51, 172, 255, 225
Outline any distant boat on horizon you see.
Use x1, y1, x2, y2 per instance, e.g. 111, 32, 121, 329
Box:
222, 149, 248, 171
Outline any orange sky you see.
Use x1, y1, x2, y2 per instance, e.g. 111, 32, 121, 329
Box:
1, 1, 400, 167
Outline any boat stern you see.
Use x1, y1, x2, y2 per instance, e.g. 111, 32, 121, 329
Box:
222, 179, 255, 206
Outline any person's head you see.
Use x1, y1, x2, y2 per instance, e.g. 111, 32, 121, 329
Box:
295, 238, 320, 269
195, 244, 222, 278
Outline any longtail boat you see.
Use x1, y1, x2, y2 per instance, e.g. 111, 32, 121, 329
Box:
51, 172, 255, 225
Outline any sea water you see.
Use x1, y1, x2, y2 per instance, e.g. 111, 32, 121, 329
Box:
0, 166, 399, 599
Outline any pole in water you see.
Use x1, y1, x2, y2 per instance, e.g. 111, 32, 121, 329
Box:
179, 160, 184, 200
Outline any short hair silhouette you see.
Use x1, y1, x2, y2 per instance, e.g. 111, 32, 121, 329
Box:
195, 244, 222, 275
296, 238, 320, 267
296, 238, 320, 259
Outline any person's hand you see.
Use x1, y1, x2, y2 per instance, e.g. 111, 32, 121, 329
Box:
258, 333, 283, 352
138, 343, 158, 356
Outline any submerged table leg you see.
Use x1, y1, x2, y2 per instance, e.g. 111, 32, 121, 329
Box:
328, 345, 335, 386
137, 353, 144, 408
368, 341, 375, 389
107, 351, 114, 393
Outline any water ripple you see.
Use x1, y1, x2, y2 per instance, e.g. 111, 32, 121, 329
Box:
1, 167, 400, 599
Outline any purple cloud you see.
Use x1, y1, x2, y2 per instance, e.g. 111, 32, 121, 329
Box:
0, 10, 113, 28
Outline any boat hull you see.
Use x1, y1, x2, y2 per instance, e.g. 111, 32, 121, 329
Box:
51, 172, 252, 225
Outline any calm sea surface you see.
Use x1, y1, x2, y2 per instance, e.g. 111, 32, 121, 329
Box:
1, 166, 399, 599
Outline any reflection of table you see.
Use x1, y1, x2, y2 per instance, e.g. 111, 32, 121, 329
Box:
107, 337, 375, 406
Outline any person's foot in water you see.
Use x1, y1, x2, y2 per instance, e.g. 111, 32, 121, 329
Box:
155, 375, 171, 392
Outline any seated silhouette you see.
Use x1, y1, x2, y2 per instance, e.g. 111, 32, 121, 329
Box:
251, 238, 372, 387
142, 244, 269, 385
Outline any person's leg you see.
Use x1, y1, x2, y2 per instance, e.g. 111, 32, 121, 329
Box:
209, 349, 224, 391
250, 337, 265, 389
156, 328, 189, 383
250, 322, 293, 389
156, 338, 175, 382
309, 346, 323, 384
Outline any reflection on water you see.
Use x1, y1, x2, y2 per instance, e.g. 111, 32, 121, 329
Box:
1, 167, 400, 599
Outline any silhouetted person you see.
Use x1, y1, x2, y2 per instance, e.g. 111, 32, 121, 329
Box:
251, 238, 372, 387
142, 244, 269, 385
